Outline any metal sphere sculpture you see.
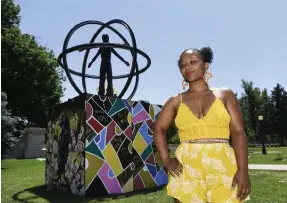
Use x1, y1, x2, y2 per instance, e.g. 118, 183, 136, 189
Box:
58, 19, 151, 100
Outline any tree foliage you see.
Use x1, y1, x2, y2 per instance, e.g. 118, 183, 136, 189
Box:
1, 92, 20, 159
237, 81, 286, 145
1, 0, 65, 128
270, 84, 287, 145
1, 0, 20, 30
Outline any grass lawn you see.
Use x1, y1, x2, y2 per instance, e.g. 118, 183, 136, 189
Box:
248, 147, 287, 165
2, 159, 287, 203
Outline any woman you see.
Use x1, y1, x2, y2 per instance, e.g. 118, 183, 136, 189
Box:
154, 47, 251, 203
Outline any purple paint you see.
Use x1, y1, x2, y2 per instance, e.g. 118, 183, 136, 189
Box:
133, 110, 150, 124
98, 162, 122, 194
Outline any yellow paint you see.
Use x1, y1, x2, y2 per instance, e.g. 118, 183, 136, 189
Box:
132, 133, 147, 155
127, 113, 132, 125
116, 125, 122, 135
122, 176, 133, 193
149, 105, 155, 120
154, 151, 164, 167
85, 152, 104, 188
140, 168, 157, 188
103, 143, 123, 176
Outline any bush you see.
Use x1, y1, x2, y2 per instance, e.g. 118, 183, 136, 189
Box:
1, 92, 21, 159
169, 135, 180, 144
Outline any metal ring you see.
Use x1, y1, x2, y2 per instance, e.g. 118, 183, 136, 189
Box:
59, 19, 151, 100
58, 43, 150, 78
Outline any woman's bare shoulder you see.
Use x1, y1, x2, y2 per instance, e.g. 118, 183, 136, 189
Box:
161, 94, 182, 113
165, 94, 181, 106
212, 87, 237, 104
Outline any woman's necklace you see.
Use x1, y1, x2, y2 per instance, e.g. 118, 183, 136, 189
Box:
191, 89, 210, 99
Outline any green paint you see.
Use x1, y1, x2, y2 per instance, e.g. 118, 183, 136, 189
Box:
85, 140, 104, 160
108, 98, 126, 116
141, 144, 153, 160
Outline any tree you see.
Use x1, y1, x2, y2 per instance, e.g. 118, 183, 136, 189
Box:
1, 0, 65, 127
1, 92, 20, 159
270, 84, 287, 145
238, 94, 256, 140
241, 80, 262, 139
1, 0, 20, 30
258, 89, 274, 135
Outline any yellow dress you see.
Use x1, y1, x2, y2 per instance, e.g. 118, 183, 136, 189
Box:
166, 91, 250, 203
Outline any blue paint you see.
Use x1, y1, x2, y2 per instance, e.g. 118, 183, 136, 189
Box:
98, 128, 107, 151
146, 163, 157, 178
132, 102, 143, 116
108, 168, 114, 178
154, 168, 168, 186
139, 122, 153, 145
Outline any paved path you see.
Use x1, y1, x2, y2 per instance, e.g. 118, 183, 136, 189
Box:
248, 164, 287, 171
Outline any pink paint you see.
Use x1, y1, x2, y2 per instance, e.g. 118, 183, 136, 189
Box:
133, 110, 150, 124
98, 162, 122, 194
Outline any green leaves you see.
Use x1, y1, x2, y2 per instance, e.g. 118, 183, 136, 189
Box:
1, 0, 65, 127
240, 80, 287, 145
1, 92, 20, 159
1, 0, 20, 30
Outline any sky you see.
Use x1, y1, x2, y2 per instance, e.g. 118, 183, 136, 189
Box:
15, 0, 287, 105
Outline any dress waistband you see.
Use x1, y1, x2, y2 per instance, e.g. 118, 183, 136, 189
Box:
181, 138, 229, 144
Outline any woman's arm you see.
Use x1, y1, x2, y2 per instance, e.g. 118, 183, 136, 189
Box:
222, 88, 251, 201
224, 89, 248, 171
154, 95, 181, 175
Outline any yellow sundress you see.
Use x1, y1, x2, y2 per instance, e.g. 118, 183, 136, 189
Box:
166, 90, 250, 203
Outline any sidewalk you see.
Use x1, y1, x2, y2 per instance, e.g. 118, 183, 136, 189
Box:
248, 164, 287, 171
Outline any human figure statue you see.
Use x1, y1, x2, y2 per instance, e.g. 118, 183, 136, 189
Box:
85, 34, 130, 96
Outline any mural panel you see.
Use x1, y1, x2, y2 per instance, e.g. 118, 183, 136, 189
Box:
45, 96, 86, 196
46, 95, 167, 196
85, 95, 168, 196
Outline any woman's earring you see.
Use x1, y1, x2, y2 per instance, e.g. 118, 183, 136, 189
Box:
182, 80, 188, 90
202, 71, 212, 84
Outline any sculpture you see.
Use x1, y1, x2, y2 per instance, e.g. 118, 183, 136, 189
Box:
58, 19, 151, 100
87, 34, 129, 96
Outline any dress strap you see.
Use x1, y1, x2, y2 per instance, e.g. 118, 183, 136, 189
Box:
179, 93, 183, 103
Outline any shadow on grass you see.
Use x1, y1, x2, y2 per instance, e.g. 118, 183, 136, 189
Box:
12, 185, 165, 203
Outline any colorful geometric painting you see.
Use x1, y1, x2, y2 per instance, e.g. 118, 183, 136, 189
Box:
45, 94, 168, 196
85, 95, 168, 196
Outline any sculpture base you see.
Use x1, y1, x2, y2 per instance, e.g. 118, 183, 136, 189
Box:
45, 94, 168, 196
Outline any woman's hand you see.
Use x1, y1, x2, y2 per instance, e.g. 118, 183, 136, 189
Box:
164, 158, 183, 177
232, 170, 251, 201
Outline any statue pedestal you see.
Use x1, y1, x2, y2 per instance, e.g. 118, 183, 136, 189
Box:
45, 94, 168, 196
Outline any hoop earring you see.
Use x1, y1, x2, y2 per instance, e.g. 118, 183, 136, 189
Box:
202, 71, 212, 85
182, 80, 188, 90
